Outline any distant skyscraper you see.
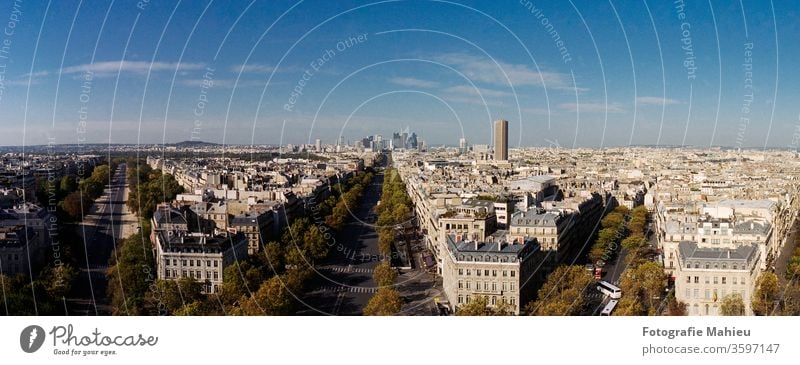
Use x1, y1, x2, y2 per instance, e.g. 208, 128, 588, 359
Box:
315, 138, 321, 151
493, 119, 508, 161
459, 137, 467, 150
391, 132, 402, 150
408, 132, 418, 150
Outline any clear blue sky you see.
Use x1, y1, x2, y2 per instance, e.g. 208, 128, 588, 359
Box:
0, 0, 798, 148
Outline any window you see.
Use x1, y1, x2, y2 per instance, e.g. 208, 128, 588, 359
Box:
484, 270, 490, 276
713, 277, 718, 284
741, 277, 746, 285
510, 271, 516, 278
458, 280, 463, 289
206, 260, 211, 267
458, 295, 463, 304
705, 276, 709, 284
704, 289, 710, 299
492, 282, 497, 291
182, 259, 187, 266
492, 270, 497, 277
693, 289, 699, 298
466, 281, 471, 289
502, 282, 507, 291
173, 259, 177, 265
190, 260, 194, 267
213, 272, 218, 280
484, 282, 489, 291
721, 277, 726, 284
182, 270, 187, 277
686, 276, 691, 283
476, 269, 482, 277
694, 276, 699, 284
459, 269, 463, 276
491, 296, 496, 305
502, 270, 507, 277
733, 277, 737, 285
510, 298, 515, 306
510, 282, 515, 292
685, 288, 690, 298
467, 269, 471, 276
213, 260, 218, 267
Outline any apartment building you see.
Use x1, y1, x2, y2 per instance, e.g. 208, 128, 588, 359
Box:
674, 241, 760, 316
442, 231, 549, 315
155, 230, 248, 294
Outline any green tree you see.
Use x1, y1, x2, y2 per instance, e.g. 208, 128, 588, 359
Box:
621, 235, 646, 251
751, 272, 779, 316
373, 261, 397, 287
107, 230, 156, 315
719, 293, 746, 316
42, 264, 78, 298
240, 276, 294, 315
459, 295, 513, 316
527, 265, 594, 316
59, 175, 78, 193
601, 212, 624, 229
363, 288, 402, 316
613, 296, 645, 315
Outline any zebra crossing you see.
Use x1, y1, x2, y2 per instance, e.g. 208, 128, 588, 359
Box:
311, 285, 378, 294
586, 291, 603, 301
325, 266, 374, 274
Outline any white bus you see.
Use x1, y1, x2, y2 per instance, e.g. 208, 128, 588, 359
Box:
596, 280, 622, 299
600, 299, 618, 316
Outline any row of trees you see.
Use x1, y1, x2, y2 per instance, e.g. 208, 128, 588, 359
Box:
363, 261, 402, 315
107, 160, 183, 315
588, 205, 630, 265
126, 162, 184, 220
375, 168, 413, 257
59, 164, 111, 220
612, 206, 674, 315
363, 168, 413, 315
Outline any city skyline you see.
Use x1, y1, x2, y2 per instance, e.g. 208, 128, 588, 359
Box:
0, 1, 798, 149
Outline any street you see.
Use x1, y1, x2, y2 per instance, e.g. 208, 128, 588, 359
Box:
67, 163, 135, 315
299, 171, 442, 315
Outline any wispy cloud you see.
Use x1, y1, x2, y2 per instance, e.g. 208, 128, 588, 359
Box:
387, 77, 439, 88
178, 79, 270, 88
635, 96, 681, 105
433, 53, 585, 92
232, 63, 276, 74
558, 102, 625, 113
61, 60, 206, 76
21, 70, 50, 78
443, 85, 512, 99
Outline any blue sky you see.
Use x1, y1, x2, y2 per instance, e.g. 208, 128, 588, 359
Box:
0, 0, 798, 148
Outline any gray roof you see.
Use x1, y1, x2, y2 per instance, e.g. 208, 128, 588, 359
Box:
678, 241, 759, 264
509, 210, 561, 227
153, 206, 188, 226
446, 231, 540, 263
